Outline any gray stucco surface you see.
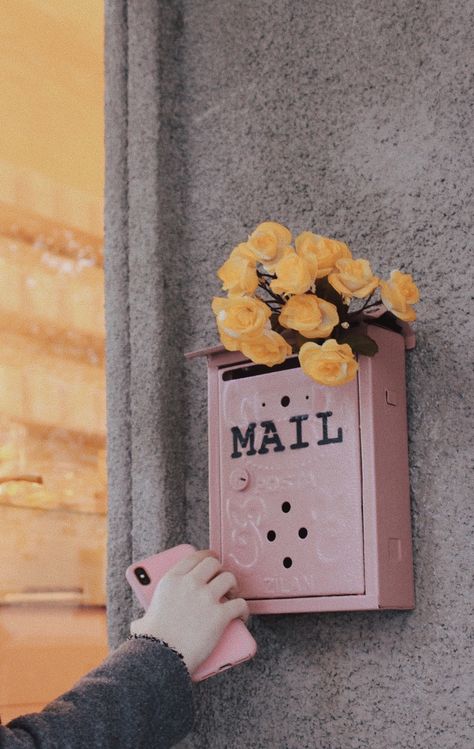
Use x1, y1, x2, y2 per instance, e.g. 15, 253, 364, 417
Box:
104, 1, 474, 746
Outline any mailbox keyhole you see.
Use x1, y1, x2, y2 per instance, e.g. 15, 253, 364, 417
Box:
281, 395, 290, 407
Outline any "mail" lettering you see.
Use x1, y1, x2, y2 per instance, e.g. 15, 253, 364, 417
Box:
230, 411, 343, 458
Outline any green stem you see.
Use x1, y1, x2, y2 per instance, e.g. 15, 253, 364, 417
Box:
359, 290, 377, 311
256, 269, 274, 279
347, 292, 381, 318
258, 281, 286, 306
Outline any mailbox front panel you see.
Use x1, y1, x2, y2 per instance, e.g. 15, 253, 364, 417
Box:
217, 359, 365, 600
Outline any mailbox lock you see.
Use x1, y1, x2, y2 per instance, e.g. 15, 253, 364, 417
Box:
229, 468, 250, 491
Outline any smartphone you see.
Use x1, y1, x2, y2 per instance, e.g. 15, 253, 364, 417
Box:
125, 543, 257, 682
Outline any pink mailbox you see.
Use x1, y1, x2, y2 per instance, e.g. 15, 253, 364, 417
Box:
186, 321, 415, 615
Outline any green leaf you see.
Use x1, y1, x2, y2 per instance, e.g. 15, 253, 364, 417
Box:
270, 312, 281, 330
295, 332, 309, 349
315, 276, 347, 316
339, 332, 379, 356
364, 311, 403, 334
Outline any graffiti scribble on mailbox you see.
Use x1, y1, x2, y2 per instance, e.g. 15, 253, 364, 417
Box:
218, 363, 365, 597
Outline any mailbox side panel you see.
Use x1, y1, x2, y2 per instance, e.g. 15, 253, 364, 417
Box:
208, 349, 248, 554
359, 324, 415, 609
208, 360, 221, 554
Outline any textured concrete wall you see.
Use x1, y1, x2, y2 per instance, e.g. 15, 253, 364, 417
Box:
104, 1, 474, 747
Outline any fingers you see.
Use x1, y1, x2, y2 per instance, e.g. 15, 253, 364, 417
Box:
221, 596, 250, 625
191, 555, 223, 584
169, 549, 242, 600
208, 570, 238, 600
169, 548, 219, 576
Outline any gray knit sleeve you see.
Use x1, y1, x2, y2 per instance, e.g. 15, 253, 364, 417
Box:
1, 637, 195, 748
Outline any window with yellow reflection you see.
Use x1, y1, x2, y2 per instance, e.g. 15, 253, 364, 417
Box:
0, 180, 109, 722
0, 198, 107, 607
0, 1, 107, 722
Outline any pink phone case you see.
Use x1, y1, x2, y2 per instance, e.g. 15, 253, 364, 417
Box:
125, 544, 257, 681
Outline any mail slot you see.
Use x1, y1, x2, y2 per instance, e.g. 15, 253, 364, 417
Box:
186, 321, 415, 614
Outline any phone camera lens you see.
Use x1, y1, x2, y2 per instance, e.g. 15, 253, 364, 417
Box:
134, 567, 151, 586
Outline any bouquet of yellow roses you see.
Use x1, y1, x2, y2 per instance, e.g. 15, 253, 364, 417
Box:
211, 221, 420, 386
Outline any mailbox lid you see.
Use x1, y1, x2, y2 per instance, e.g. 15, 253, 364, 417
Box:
217, 359, 365, 600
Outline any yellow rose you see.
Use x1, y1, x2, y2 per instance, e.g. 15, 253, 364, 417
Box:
216, 330, 241, 351
262, 245, 294, 273
295, 232, 352, 278
379, 270, 420, 321
328, 258, 379, 299
270, 251, 316, 295
241, 330, 293, 367
299, 339, 358, 386
294, 232, 319, 278
211, 295, 271, 346
247, 221, 292, 271
279, 294, 339, 338
217, 243, 259, 296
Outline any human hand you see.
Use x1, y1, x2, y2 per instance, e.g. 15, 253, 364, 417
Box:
130, 549, 250, 676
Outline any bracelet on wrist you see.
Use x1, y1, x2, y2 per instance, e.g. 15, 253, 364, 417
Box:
127, 633, 188, 670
